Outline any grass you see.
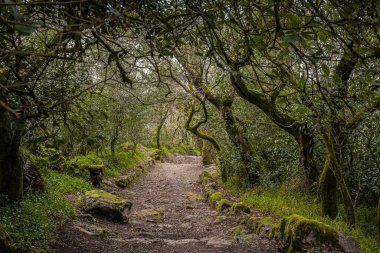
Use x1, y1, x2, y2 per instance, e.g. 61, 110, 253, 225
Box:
0, 170, 93, 251
224, 180, 379, 253
166, 144, 199, 156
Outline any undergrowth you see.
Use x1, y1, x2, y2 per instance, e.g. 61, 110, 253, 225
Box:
0, 170, 93, 251
62, 143, 148, 178
224, 180, 379, 253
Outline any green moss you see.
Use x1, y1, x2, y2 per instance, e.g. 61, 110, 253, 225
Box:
231, 225, 246, 237
230, 202, 251, 214
114, 176, 132, 188
200, 171, 213, 185
269, 214, 341, 253
185, 192, 204, 201
84, 189, 128, 208
216, 198, 232, 212
209, 192, 223, 207
87, 164, 105, 170
133, 207, 166, 223
214, 215, 228, 224
246, 216, 274, 235
319, 155, 338, 219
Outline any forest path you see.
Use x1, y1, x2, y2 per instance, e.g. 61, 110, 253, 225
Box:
51, 156, 278, 253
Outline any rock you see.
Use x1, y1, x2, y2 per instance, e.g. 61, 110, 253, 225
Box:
203, 237, 232, 247
229, 202, 250, 214
81, 189, 132, 222
73, 222, 109, 236
208, 192, 223, 208
213, 215, 228, 224
245, 216, 274, 235
114, 175, 132, 188
216, 199, 232, 212
269, 214, 361, 253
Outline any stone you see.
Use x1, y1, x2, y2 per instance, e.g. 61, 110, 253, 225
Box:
73, 222, 109, 236
81, 189, 132, 222
203, 237, 232, 247
229, 202, 250, 214
114, 175, 132, 188
269, 214, 361, 253
216, 199, 232, 212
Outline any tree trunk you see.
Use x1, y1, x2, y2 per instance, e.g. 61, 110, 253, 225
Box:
0, 110, 25, 205
201, 140, 215, 166
322, 129, 356, 227
298, 132, 319, 192
110, 126, 119, 157
319, 154, 338, 219
221, 105, 260, 186
156, 108, 169, 150
377, 196, 380, 241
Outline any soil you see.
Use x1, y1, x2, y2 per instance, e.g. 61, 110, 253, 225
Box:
50, 155, 280, 253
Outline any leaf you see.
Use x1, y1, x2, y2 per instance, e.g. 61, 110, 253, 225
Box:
4, 0, 22, 20
322, 64, 330, 76
283, 34, 299, 43
14, 24, 36, 35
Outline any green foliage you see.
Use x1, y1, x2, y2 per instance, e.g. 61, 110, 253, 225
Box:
0, 170, 93, 251
167, 144, 199, 155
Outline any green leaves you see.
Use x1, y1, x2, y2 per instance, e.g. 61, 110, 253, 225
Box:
283, 31, 299, 43
321, 64, 330, 76
4, 0, 36, 35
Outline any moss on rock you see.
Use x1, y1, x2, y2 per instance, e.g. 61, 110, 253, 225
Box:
230, 202, 250, 214
216, 198, 232, 212
208, 192, 223, 208
114, 175, 132, 188
231, 225, 246, 237
82, 189, 132, 222
200, 171, 213, 185
269, 214, 343, 253
245, 216, 274, 235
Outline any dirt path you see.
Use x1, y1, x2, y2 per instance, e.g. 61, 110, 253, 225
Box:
51, 156, 279, 253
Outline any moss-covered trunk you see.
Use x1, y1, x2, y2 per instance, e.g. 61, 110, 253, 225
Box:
156, 108, 169, 151
319, 154, 338, 219
377, 196, 380, 241
110, 126, 119, 157
0, 110, 25, 205
221, 105, 260, 186
201, 140, 215, 166
298, 132, 319, 191
321, 129, 355, 227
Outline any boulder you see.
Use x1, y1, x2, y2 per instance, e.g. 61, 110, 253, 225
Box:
82, 189, 132, 222
230, 202, 251, 214
114, 175, 132, 188
269, 214, 361, 253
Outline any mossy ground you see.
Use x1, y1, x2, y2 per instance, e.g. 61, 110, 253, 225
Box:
0, 142, 154, 251
84, 189, 130, 207
184, 191, 204, 201
0, 170, 93, 251
225, 181, 379, 253
269, 214, 341, 253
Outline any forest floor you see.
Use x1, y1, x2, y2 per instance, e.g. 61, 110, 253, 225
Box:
50, 155, 279, 253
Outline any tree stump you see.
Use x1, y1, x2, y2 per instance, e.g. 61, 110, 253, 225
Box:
87, 165, 105, 188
